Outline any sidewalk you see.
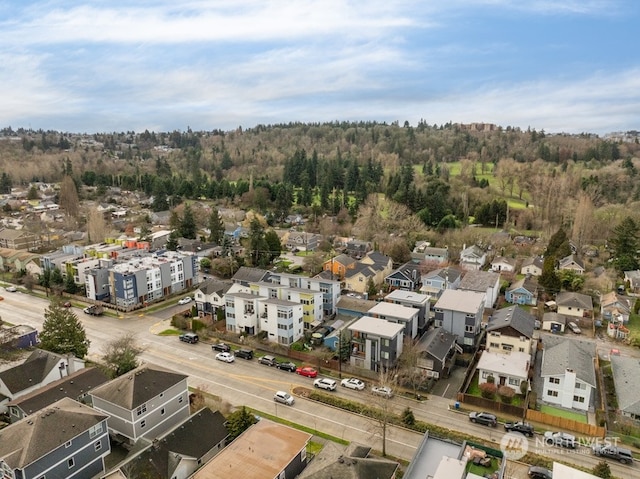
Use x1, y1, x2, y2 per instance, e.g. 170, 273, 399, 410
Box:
149, 318, 173, 334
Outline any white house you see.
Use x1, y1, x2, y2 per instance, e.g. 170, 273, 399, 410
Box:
477, 350, 530, 391
490, 256, 516, 273
541, 336, 596, 412
556, 292, 593, 319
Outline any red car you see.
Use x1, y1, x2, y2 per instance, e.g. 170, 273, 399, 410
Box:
296, 366, 318, 378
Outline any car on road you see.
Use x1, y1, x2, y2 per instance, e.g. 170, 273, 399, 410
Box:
314, 378, 337, 391
468, 411, 497, 427
543, 431, 576, 448
179, 332, 199, 344
592, 444, 634, 464
296, 366, 318, 378
259, 355, 278, 367
528, 466, 552, 479
63, 301, 72, 308
504, 421, 534, 437
371, 386, 393, 398
276, 361, 297, 372
215, 352, 235, 363
235, 348, 254, 360
341, 378, 365, 390
5, 286, 16, 292
212, 343, 231, 353
274, 390, 294, 406
178, 296, 192, 305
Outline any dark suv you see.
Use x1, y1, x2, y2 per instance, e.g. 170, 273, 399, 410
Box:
504, 421, 534, 437
276, 361, 297, 372
259, 355, 278, 367
235, 348, 254, 360
468, 411, 497, 427
179, 333, 199, 344
212, 343, 231, 353
592, 445, 634, 464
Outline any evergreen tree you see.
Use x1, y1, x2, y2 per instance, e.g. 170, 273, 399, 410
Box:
207, 208, 225, 244
592, 460, 612, 479
264, 229, 282, 263
545, 228, 572, 259
225, 407, 258, 442
539, 256, 561, 293
180, 203, 197, 239
39, 300, 90, 358
610, 217, 639, 273
165, 231, 179, 251
64, 273, 78, 294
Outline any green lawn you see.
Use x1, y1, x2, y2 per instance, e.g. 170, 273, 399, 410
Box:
158, 329, 180, 336
466, 372, 523, 406
539, 405, 587, 423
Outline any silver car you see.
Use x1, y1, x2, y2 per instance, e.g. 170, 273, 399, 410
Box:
274, 390, 294, 406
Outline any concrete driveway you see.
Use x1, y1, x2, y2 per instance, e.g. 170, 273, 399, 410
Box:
431, 365, 467, 399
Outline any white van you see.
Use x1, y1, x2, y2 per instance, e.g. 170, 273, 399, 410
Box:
568, 322, 582, 334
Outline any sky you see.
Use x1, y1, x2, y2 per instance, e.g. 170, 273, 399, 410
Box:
1, 0, 639, 135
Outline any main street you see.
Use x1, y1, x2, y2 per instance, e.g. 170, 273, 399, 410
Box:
2, 291, 640, 478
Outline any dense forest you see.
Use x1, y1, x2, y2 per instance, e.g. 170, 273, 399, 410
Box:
1, 122, 639, 254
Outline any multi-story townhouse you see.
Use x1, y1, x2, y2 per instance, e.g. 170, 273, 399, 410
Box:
433, 289, 485, 350
348, 316, 404, 372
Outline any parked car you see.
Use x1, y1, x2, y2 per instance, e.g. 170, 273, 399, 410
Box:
235, 348, 254, 360
296, 366, 318, 378
504, 421, 534, 437
543, 431, 576, 449
179, 332, 199, 344
215, 352, 235, 363
568, 321, 582, 334
83, 304, 104, 316
592, 444, 634, 464
340, 378, 365, 390
274, 390, 294, 406
5, 286, 16, 292
313, 378, 337, 391
528, 466, 552, 479
468, 411, 497, 427
63, 301, 72, 308
276, 361, 297, 372
371, 386, 393, 398
212, 343, 231, 353
259, 355, 278, 367
178, 296, 192, 305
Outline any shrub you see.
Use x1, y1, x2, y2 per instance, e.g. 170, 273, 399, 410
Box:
528, 391, 537, 409
479, 382, 497, 399
290, 342, 305, 352
402, 407, 416, 426
171, 315, 189, 330
191, 319, 205, 332
519, 380, 528, 396
498, 385, 516, 404
486, 374, 495, 384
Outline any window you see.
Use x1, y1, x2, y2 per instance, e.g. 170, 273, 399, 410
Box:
178, 396, 184, 404
65, 440, 72, 448
68, 458, 75, 469
547, 390, 558, 397
573, 395, 585, 403
490, 342, 499, 349
161, 408, 165, 415
381, 351, 389, 359
502, 344, 513, 351
508, 378, 519, 386
95, 441, 102, 452
382, 339, 390, 347
465, 325, 474, 333
575, 382, 586, 390
518, 347, 525, 353
141, 420, 146, 428
89, 423, 104, 439
481, 371, 490, 379
136, 404, 147, 416
549, 377, 560, 384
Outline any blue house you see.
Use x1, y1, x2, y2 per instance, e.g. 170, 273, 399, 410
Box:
385, 262, 422, 291
420, 267, 462, 300
505, 277, 539, 306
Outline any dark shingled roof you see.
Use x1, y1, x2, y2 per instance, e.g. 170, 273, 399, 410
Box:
0, 349, 68, 395
89, 364, 187, 409
121, 409, 229, 479
231, 266, 269, 285
198, 278, 232, 296
487, 306, 535, 338
7, 367, 108, 417
0, 397, 108, 468
417, 328, 457, 361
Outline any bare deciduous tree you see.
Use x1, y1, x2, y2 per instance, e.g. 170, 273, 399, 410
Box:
86, 207, 110, 244
58, 176, 80, 218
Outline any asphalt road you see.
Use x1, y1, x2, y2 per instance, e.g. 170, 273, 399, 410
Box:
2, 291, 640, 478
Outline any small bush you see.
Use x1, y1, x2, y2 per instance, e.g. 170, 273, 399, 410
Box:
498, 386, 516, 404
290, 342, 305, 352
519, 380, 528, 396
486, 375, 495, 384
528, 391, 537, 409
479, 382, 497, 399
191, 319, 205, 332
171, 315, 189, 330
402, 407, 416, 426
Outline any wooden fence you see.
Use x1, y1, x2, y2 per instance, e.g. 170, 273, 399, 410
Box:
525, 409, 606, 437
458, 393, 527, 418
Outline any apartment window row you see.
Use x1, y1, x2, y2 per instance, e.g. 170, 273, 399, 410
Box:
548, 377, 560, 384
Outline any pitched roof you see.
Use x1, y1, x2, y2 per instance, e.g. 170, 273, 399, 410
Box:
198, 278, 232, 296
611, 355, 640, 416
600, 292, 634, 315
541, 336, 596, 386
362, 251, 391, 268
0, 397, 107, 468
507, 277, 538, 294
121, 409, 229, 479
556, 292, 593, 310
7, 367, 108, 416
487, 306, 535, 338
0, 349, 68, 395
459, 270, 499, 292
89, 364, 187, 409
521, 256, 544, 269
332, 254, 357, 267
460, 244, 485, 258
422, 267, 462, 283
344, 263, 376, 279
231, 266, 269, 284
417, 328, 457, 361
491, 256, 516, 267
558, 254, 585, 270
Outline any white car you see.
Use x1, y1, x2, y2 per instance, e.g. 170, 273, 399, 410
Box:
341, 377, 365, 390
313, 378, 337, 391
215, 352, 235, 363
5, 286, 16, 292
371, 386, 393, 398
274, 390, 294, 406
178, 296, 192, 305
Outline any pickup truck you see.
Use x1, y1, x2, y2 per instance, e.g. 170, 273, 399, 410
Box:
83, 305, 104, 316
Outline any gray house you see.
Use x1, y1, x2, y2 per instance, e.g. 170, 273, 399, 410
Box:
348, 316, 405, 372
416, 328, 460, 379
89, 364, 190, 444
194, 278, 232, 318
367, 301, 420, 339
611, 355, 640, 422
420, 267, 462, 300
433, 289, 486, 350
0, 397, 110, 479
384, 289, 431, 334
6, 367, 109, 423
